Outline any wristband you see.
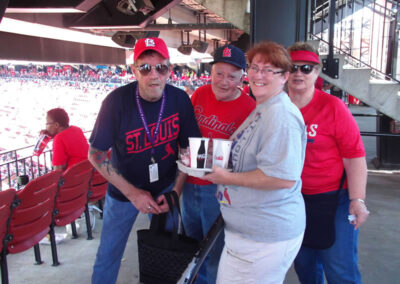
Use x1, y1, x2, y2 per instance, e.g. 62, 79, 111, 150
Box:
351, 198, 365, 204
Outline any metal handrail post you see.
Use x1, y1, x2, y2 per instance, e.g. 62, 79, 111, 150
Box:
322, 0, 340, 79
328, 0, 335, 62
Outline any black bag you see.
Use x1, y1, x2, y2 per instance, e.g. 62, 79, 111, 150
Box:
137, 191, 200, 284
302, 171, 346, 250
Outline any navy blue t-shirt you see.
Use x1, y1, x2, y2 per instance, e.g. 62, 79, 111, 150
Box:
89, 82, 201, 201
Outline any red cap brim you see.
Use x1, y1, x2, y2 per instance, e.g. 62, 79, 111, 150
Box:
290, 50, 320, 64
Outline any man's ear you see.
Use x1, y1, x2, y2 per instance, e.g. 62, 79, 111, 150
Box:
237, 72, 244, 86
131, 64, 137, 77
240, 73, 244, 84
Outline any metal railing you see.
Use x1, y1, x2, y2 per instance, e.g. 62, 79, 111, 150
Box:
360, 131, 400, 136
310, 33, 400, 83
0, 131, 93, 191
310, 0, 400, 81
0, 144, 53, 191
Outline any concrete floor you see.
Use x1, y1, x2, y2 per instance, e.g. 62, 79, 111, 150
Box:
4, 106, 400, 284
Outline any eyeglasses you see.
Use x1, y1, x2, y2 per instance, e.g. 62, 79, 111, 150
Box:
247, 65, 284, 75
291, 64, 315, 75
46, 122, 55, 126
135, 64, 169, 76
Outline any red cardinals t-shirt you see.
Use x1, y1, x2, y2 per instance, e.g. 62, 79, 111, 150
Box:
187, 84, 256, 185
300, 89, 365, 194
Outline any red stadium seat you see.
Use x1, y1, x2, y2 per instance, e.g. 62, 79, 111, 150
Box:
0, 188, 17, 284
54, 159, 93, 229
0, 189, 16, 252
3, 171, 61, 283
88, 168, 108, 218
50, 159, 93, 265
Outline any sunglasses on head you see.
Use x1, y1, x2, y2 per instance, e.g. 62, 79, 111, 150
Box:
136, 63, 169, 76
291, 64, 315, 75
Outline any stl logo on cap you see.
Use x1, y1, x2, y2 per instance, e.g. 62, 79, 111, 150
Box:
223, 47, 232, 58
145, 38, 155, 47
134, 37, 169, 61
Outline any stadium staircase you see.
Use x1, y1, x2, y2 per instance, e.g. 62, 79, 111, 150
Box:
313, 42, 400, 121
309, 0, 400, 121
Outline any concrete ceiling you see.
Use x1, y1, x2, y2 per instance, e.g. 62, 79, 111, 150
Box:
1, 0, 250, 63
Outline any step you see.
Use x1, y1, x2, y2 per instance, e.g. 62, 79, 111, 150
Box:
318, 53, 400, 120
368, 80, 400, 120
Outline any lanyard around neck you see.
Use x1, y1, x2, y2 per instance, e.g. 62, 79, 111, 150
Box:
136, 87, 166, 162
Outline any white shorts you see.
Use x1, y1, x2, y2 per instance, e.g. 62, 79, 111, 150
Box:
216, 230, 304, 284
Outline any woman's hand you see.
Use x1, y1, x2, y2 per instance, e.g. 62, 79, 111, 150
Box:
40, 129, 51, 136
349, 199, 370, 229
202, 166, 231, 184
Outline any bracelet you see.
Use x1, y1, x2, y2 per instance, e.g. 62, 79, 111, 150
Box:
351, 198, 365, 204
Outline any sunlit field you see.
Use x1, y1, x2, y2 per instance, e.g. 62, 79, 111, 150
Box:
0, 77, 115, 151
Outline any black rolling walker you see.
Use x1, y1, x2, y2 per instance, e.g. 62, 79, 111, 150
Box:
178, 214, 225, 284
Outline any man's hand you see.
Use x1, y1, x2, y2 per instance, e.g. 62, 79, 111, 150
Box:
156, 194, 170, 213
126, 188, 162, 215
156, 191, 180, 213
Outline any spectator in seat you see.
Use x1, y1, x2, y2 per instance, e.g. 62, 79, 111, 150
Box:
44, 107, 88, 171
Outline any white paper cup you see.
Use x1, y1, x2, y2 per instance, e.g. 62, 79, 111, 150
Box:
212, 138, 232, 168
189, 137, 209, 169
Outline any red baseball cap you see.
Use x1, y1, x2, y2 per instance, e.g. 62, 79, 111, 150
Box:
134, 37, 170, 61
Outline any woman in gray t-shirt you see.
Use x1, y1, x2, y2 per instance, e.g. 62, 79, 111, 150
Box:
203, 41, 307, 284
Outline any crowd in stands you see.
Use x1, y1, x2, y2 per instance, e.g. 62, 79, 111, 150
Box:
0, 63, 211, 88
170, 66, 211, 88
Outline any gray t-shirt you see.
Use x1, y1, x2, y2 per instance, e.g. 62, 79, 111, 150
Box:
217, 92, 307, 242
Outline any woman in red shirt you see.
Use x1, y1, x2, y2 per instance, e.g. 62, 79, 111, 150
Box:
287, 42, 369, 284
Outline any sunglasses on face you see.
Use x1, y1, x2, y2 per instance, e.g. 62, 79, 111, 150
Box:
291, 64, 315, 75
136, 64, 169, 76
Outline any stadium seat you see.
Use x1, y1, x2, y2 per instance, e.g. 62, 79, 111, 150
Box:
50, 159, 93, 265
2, 171, 61, 283
88, 168, 108, 219
0, 188, 17, 284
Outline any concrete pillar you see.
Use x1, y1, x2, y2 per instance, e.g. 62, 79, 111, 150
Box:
250, 0, 308, 47
195, 0, 250, 33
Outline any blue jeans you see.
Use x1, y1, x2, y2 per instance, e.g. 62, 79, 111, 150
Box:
91, 184, 174, 284
294, 189, 362, 284
181, 183, 224, 284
